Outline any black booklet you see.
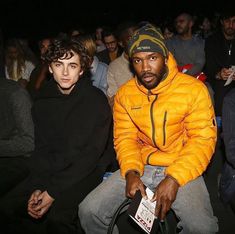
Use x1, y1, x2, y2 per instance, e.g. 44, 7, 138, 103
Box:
127, 187, 159, 234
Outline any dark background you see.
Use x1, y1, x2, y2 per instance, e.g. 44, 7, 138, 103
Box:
0, 0, 232, 56
0, 0, 226, 39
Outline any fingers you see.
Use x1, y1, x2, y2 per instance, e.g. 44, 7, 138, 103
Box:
155, 197, 171, 221
28, 203, 42, 219
151, 191, 157, 202
126, 187, 136, 198
36, 204, 50, 217
138, 183, 147, 200
28, 210, 41, 219
28, 190, 41, 204
126, 174, 142, 198
155, 201, 161, 220
32, 199, 43, 212
27, 190, 43, 219
33, 192, 53, 213
159, 201, 168, 221
126, 181, 147, 199
28, 198, 47, 219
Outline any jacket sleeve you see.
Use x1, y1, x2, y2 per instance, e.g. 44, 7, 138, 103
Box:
0, 88, 34, 157
165, 84, 217, 186
46, 98, 112, 199
222, 90, 235, 168
113, 91, 144, 178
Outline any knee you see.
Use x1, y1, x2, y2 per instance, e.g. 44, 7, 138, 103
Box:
78, 197, 97, 223
183, 218, 218, 234
46, 213, 74, 234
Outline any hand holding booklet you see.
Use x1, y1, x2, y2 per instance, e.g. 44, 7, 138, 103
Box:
127, 187, 159, 234
224, 66, 235, 86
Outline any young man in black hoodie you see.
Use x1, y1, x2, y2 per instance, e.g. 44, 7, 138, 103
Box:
0, 35, 113, 234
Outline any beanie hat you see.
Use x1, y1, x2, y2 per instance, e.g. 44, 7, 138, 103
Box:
128, 24, 168, 58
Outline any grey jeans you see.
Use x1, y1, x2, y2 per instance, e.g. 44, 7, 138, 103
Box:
79, 165, 218, 234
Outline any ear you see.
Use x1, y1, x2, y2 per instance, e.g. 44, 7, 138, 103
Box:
79, 70, 84, 76
49, 66, 53, 74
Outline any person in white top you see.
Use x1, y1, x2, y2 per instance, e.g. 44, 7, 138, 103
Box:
106, 21, 138, 107
5, 38, 35, 88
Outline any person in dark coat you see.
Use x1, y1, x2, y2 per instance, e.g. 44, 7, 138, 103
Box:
219, 88, 235, 211
0, 79, 34, 197
0, 35, 113, 234
96, 28, 123, 65
204, 10, 235, 117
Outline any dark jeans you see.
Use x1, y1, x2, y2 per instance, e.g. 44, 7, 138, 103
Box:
0, 168, 103, 234
0, 157, 29, 197
230, 198, 235, 214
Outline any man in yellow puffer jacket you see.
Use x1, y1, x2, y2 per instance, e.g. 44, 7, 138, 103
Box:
79, 24, 218, 234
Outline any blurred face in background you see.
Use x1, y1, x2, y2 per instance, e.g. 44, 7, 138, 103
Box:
163, 27, 174, 39
175, 13, 193, 35
39, 39, 51, 56
103, 35, 118, 53
221, 16, 235, 38
201, 17, 212, 32
119, 27, 137, 54
96, 28, 103, 41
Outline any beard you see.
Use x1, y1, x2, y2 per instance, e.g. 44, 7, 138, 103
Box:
137, 65, 167, 90
224, 28, 235, 37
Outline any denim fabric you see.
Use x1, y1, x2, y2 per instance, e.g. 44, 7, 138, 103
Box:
79, 165, 218, 234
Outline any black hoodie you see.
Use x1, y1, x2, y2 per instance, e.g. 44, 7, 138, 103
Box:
29, 75, 112, 199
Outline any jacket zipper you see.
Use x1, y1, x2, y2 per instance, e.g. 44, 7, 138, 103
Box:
163, 111, 167, 146
150, 95, 158, 147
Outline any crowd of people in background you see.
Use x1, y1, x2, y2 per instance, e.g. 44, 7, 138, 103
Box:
0, 7, 235, 234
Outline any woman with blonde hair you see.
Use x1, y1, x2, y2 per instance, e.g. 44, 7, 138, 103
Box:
5, 38, 35, 88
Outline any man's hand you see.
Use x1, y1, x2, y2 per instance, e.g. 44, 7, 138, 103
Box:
125, 170, 147, 199
28, 190, 42, 219
219, 68, 233, 80
28, 190, 54, 219
151, 176, 179, 221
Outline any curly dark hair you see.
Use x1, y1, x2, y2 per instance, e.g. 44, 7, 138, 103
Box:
42, 34, 91, 72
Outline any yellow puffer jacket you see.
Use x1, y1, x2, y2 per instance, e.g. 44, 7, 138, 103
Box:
113, 53, 217, 186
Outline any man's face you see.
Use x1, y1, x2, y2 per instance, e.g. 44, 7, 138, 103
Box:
132, 52, 167, 90
40, 39, 51, 56
175, 14, 192, 35
119, 27, 137, 53
104, 35, 118, 52
221, 16, 235, 38
49, 51, 83, 94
